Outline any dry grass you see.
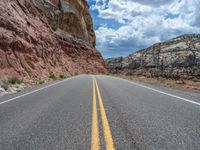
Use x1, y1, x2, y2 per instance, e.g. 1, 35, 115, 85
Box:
111, 74, 200, 91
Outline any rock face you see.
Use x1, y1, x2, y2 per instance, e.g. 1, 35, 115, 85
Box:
33, 0, 96, 47
0, 0, 106, 80
106, 35, 200, 79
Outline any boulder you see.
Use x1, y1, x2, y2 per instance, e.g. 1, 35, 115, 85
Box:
0, 88, 5, 93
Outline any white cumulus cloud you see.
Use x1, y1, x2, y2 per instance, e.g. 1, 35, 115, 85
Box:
90, 0, 200, 58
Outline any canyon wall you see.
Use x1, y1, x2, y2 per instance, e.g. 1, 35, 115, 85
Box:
106, 35, 200, 79
0, 0, 106, 80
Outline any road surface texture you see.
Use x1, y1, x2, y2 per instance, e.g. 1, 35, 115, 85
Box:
0, 75, 200, 150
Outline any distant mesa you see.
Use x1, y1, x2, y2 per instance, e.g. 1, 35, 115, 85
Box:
106, 34, 200, 79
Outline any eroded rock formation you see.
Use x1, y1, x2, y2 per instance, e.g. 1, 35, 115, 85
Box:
33, 0, 96, 47
0, 0, 106, 80
106, 35, 200, 79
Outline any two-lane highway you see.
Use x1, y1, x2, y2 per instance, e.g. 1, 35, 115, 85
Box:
0, 75, 200, 150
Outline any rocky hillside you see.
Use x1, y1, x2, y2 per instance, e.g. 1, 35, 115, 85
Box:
106, 34, 200, 79
0, 0, 106, 81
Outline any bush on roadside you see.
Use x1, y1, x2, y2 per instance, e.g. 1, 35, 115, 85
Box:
126, 72, 133, 76
49, 72, 57, 80
192, 78, 200, 82
128, 76, 133, 80
8, 77, 23, 84
38, 79, 45, 85
59, 74, 66, 79
159, 77, 167, 83
1, 83, 9, 90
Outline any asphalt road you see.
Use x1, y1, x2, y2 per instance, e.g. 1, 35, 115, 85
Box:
0, 75, 200, 150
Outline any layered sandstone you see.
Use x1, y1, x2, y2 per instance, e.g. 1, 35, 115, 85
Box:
106, 35, 200, 79
33, 0, 96, 47
0, 0, 106, 80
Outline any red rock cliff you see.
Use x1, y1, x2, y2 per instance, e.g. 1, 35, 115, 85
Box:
0, 0, 106, 80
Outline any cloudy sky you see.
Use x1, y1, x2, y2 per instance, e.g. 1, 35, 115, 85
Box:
87, 0, 200, 58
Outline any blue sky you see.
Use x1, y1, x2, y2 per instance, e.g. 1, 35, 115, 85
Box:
87, 0, 200, 58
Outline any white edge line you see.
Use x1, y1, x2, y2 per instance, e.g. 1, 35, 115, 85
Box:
106, 75, 200, 107
0, 76, 78, 105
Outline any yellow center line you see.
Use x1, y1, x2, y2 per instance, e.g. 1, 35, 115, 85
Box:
91, 77, 100, 150
94, 77, 115, 150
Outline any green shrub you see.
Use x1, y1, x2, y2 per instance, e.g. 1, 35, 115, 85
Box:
159, 77, 166, 83
75, 72, 79, 76
52, 26, 59, 32
128, 76, 133, 80
106, 72, 110, 75
38, 79, 45, 85
8, 77, 23, 84
126, 72, 133, 76
192, 78, 200, 82
49, 72, 57, 80
1, 83, 9, 90
59, 74, 66, 79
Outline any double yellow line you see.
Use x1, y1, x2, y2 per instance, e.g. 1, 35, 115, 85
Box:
91, 76, 115, 150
